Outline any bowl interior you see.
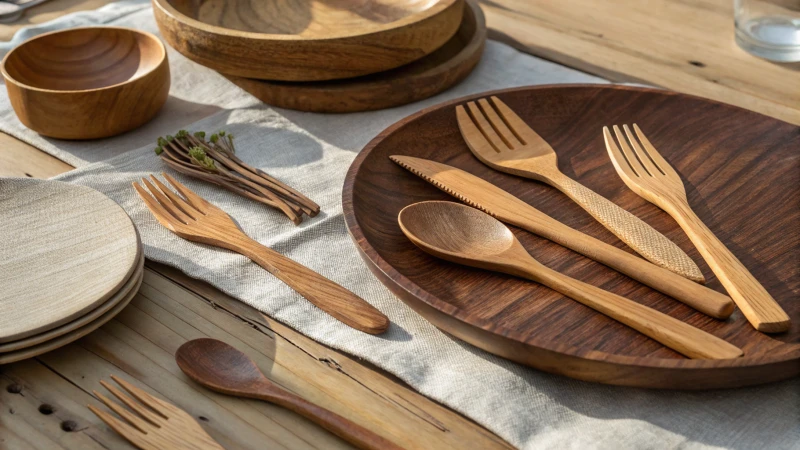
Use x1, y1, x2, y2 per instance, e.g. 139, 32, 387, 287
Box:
167, 0, 442, 36
4, 28, 164, 91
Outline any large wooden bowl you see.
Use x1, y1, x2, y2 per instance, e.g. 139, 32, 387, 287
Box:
152, 0, 464, 81
343, 84, 800, 390
2, 27, 170, 140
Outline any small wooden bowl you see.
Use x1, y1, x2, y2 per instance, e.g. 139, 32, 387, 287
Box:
153, 0, 464, 81
2, 27, 170, 140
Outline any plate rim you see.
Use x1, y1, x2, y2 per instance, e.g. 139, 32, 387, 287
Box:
342, 83, 800, 382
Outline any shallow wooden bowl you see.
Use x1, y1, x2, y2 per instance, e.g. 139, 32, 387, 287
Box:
343, 84, 800, 390
224, 0, 485, 113
153, 0, 464, 81
2, 27, 170, 140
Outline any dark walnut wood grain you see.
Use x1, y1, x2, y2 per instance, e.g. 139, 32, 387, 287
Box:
2, 27, 170, 140
224, 0, 485, 113
342, 84, 800, 389
153, 0, 464, 81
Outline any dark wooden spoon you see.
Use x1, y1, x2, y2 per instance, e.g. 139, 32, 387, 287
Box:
175, 338, 402, 450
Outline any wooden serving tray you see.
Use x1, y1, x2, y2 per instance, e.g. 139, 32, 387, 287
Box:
343, 85, 799, 389
225, 0, 486, 113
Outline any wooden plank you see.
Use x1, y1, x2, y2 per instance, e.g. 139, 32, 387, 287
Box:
479, 0, 800, 126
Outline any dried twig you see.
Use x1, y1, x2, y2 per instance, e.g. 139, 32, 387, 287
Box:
154, 130, 319, 224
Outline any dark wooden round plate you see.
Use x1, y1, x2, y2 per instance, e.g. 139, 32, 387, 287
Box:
343, 84, 799, 389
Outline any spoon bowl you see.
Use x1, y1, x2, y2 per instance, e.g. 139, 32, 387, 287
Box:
398, 201, 520, 264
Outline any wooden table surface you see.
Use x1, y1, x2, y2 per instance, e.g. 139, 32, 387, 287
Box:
1, 1, 796, 449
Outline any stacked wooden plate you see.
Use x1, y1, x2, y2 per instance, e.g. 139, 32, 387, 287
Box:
0, 179, 142, 364
153, 0, 486, 112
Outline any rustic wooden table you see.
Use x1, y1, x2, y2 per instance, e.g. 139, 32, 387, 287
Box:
1, 1, 797, 449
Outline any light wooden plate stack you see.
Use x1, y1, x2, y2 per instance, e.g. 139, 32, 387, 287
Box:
0, 178, 143, 364
153, 0, 487, 112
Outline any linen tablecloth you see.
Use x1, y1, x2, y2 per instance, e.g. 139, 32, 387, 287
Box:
1, 2, 797, 448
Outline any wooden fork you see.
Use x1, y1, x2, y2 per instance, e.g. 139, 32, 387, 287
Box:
88, 375, 224, 450
133, 173, 389, 335
456, 96, 704, 283
604, 124, 790, 333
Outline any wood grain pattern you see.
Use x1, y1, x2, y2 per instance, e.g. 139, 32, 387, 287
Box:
176, 339, 403, 450
478, 0, 800, 126
604, 124, 791, 333
134, 173, 389, 335
456, 96, 704, 282
343, 84, 800, 389
0, 266, 142, 365
89, 375, 224, 450
225, 0, 485, 113
1, 26, 170, 139
389, 156, 735, 319
398, 201, 742, 360
0, 178, 140, 342
153, 0, 464, 81
0, 249, 143, 353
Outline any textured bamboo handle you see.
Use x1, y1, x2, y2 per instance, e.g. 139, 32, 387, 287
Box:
545, 170, 705, 283
261, 389, 403, 450
669, 200, 790, 333
516, 261, 743, 359
235, 238, 389, 335
506, 207, 734, 318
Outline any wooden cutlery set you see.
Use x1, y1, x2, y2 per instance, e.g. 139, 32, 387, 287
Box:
344, 84, 799, 389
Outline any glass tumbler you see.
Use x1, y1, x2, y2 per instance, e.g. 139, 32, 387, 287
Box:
734, 0, 800, 62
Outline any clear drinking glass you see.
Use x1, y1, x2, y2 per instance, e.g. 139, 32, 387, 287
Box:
734, 0, 800, 62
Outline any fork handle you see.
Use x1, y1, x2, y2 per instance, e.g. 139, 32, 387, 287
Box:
231, 236, 390, 335
666, 199, 790, 333
256, 387, 403, 450
511, 259, 743, 359
506, 206, 734, 319
543, 170, 705, 283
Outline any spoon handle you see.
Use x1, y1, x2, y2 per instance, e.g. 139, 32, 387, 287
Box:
517, 261, 742, 359
255, 388, 403, 450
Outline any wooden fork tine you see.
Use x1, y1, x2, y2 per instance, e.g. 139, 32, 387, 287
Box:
611, 125, 647, 176
488, 96, 543, 144
603, 127, 640, 178
477, 98, 523, 148
632, 124, 677, 176
88, 404, 150, 449
623, 125, 661, 176
101, 380, 166, 423
133, 181, 182, 231
142, 178, 195, 223
466, 101, 508, 152
456, 105, 500, 156
111, 375, 170, 419
149, 174, 202, 217
93, 390, 153, 432
161, 173, 215, 213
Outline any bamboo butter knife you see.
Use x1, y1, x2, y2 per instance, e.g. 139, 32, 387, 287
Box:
455, 96, 704, 283
134, 173, 389, 335
390, 156, 734, 319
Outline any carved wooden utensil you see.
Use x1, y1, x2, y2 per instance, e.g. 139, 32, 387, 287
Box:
456, 96, 704, 283
398, 201, 742, 360
88, 375, 224, 450
133, 173, 389, 335
175, 339, 402, 450
604, 124, 790, 333
390, 156, 734, 319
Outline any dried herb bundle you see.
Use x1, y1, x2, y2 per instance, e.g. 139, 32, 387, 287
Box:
155, 130, 319, 224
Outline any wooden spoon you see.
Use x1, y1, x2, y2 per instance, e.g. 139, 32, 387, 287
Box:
397, 201, 742, 360
175, 339, 402, 450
